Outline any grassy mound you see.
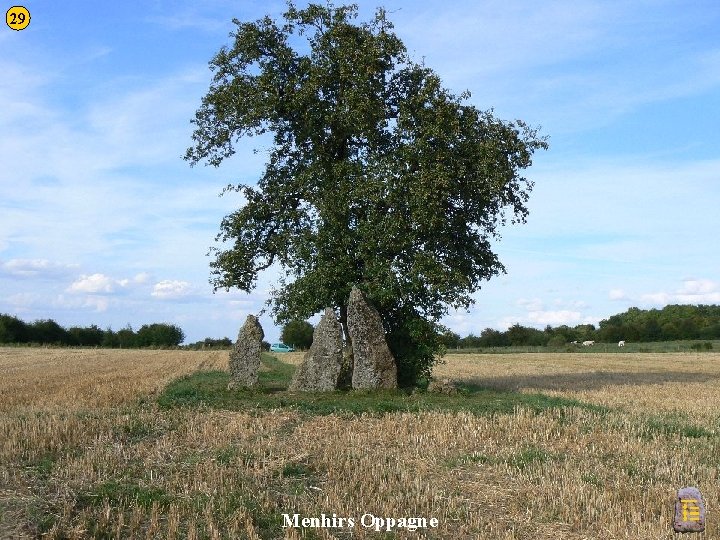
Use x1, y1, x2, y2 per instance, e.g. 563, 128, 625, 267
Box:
157, 353, 608, 416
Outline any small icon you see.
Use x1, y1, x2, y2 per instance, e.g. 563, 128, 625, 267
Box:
6, 5, 30, 31
673, 487, 706, 533
681, 499, 701, 522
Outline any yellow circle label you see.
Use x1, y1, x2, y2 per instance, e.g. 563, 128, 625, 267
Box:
6, 6, 31, 31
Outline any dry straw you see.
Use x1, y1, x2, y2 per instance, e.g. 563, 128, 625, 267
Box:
2, 348, 719, 538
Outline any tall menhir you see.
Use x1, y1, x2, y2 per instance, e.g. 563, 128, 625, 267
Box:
228, 315, 264, 389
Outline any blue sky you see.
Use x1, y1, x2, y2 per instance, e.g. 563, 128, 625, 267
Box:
2, 0, 719, 343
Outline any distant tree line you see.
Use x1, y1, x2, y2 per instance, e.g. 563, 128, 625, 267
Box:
272, 304, 720, 352
0, 314, 185, 348
441, 304, 720, 348
9, 303, 712, 350
204, 304, 720, 352
183, 338, 275, 351
183, 337, 233, 350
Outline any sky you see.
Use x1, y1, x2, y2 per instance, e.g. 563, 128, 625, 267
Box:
2, 0, 719, 344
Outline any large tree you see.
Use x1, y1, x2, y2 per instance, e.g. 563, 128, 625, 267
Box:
186, 2, 548, 385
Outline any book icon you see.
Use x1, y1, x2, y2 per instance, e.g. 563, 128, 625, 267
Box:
673, 487, 705, 533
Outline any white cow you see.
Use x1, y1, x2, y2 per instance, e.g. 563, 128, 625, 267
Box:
618, 340, 626, 347
571, 340, 579, 345
582, 340, 595, 346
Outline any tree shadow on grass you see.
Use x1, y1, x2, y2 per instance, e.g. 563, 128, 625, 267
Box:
467, 370, 720, 393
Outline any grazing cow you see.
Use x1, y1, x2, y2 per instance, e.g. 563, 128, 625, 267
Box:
571, 340, 578, 345
618, 340, 626, 347
582, 340, 595, 346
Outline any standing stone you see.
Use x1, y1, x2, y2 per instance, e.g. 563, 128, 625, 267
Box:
289, 308, 343, 391
228, 315, 264, 389
347, 286, 398, 389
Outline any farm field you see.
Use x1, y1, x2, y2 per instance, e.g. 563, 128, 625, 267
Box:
2, 347, 720, 539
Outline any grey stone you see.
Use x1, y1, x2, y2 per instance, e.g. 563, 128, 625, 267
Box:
289, 308, 344, 391
673, 486, 705, 533
338, 346, 353, 389
347, 287, 397, 389
228, 315, 264, 389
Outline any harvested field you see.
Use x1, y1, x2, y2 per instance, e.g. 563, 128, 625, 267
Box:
0, 348, 227, 412
437, 351, 720, 418
2, 347, 719, 539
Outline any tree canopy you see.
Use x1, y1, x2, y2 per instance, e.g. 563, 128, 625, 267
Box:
281, 319, 314, 350
186, 2, 548, 385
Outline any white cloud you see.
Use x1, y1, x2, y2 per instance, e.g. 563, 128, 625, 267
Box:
441, 310, 475, 336
609, 288, 628, 300
495, 295, 603, 331
151, 280, 193, 299
553, 298, 587, 309
133, 272, 152, 284
517, 297, 544, 312
526, 310, 584, 327
677, 292, 720, 304
54, 293, 111, 313
81, 296, 110, 312
0, 258, 79, 279
640, 279, 720, 306
146, 12, 229, 33
679, 279, 720, 302
497, 316, 521, 331
678, 279, 718, 295
66, 272, 148, 295
67, 273, 120, 294
2, 292, 41, 312
640, 292, 672, 305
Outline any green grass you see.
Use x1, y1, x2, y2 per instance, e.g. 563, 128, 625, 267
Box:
507, 446, 559, 471
113, 416, 164, 443
76, 480, 174, 509
23, 453, 57, 479
157, 353, 609, 417
443, 452, 494, 468
444, 445, 563, 471
640, 413, 717, 440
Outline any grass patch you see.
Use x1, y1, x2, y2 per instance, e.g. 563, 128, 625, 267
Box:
444, 452, 493, 468
581, 472, 603, 486
232, 495, 287, 540
445, 445, 563, 472
214, 445, 257, 467
158, 366, 610, 417
281, 462, 312, 478
26, 500, 59, 536
508, 446, 556, 471
76, 480, 173, 509
23, 453, 57, 478
641, 413, 716, 440
259, 353, 297, 388
114, 416, 165, 443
